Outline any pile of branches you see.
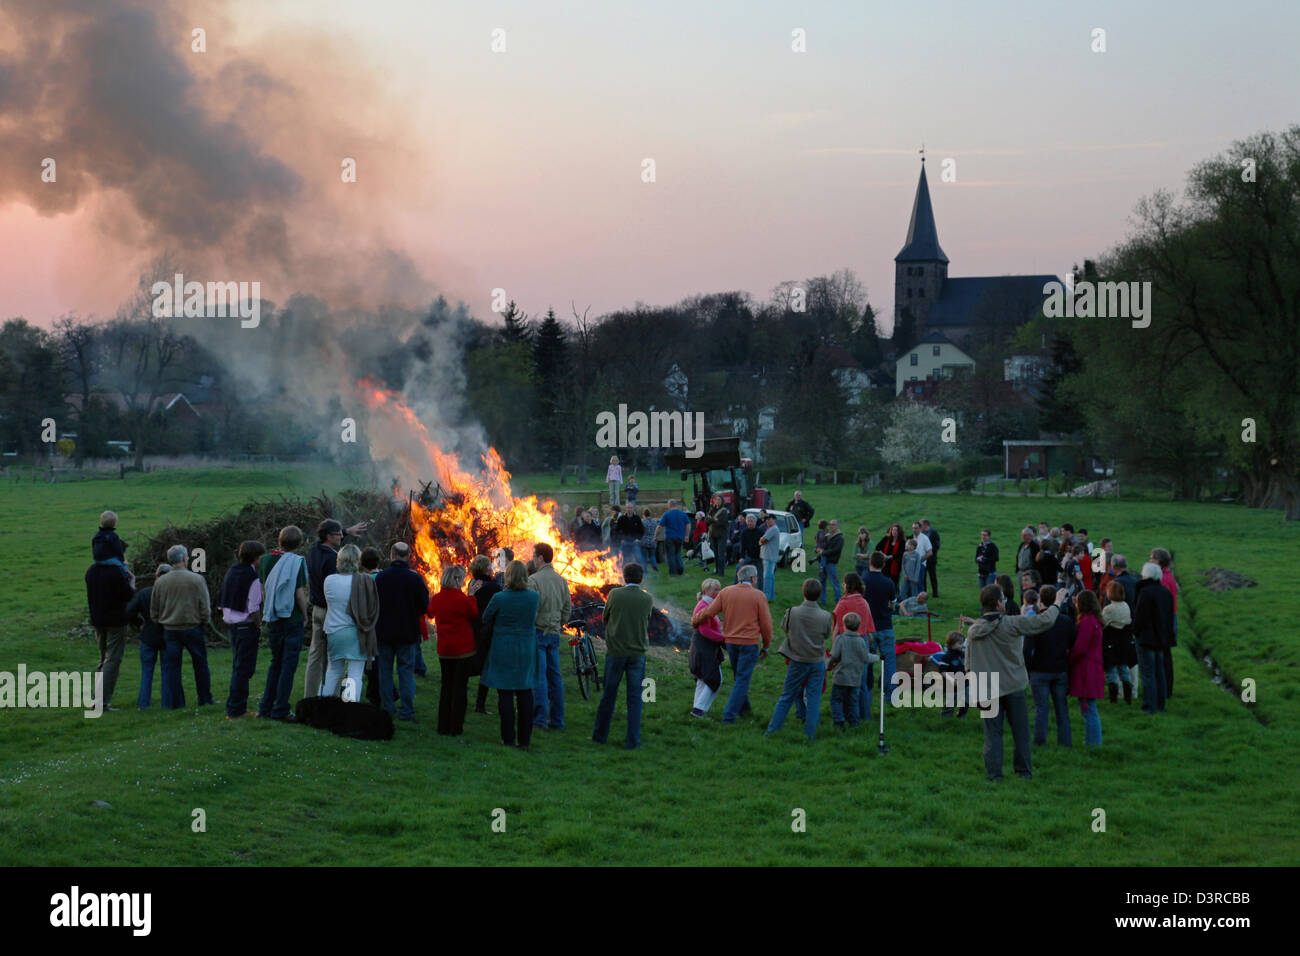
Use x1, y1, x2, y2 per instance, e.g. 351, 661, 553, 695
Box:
132, 489, 410, 623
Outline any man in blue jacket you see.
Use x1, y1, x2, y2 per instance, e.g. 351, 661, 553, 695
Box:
659, 499, 692, 576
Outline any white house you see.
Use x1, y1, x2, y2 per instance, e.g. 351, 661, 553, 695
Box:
895, 331, 975, 395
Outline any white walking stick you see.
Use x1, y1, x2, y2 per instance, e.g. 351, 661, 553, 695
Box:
878, 640, 889, 756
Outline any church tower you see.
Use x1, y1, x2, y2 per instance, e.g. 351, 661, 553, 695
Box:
894, 158, 948, 341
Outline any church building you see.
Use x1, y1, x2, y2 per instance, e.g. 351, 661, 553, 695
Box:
893, 159, 1056, 350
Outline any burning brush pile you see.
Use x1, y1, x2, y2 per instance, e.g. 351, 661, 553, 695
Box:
134, 380, 687, 646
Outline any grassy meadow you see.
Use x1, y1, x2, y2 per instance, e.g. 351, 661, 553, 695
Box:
1, 464, 1297, 866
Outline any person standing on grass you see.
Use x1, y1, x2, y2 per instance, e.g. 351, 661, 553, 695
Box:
1151, 547, 1179, 699
428, 564, 480, 735
691, 564, 772, 724
828, 613, 878, 731
910, 521, 933, 594
861, 551, 898, 715
257, 526, 309, 721
1133, 562, 1173, 714
689, 579, 726, 717
899, 539, 922, 602
1069, 589, 1105, 746
786, 490, 815, 529
1015, 527, 1039, 600
467, 554, 501, 715
996, 574, 1021, 617
1101, 579, 1136, 704
481, 561, 541, 749
85, 551, 136, 712
765, 578, 833, 740
822, 520, 845, 605
1109, 555, 1138, 609
218, 540, 266, 720
304, 517, 368, 698
760, 513, 781, 601
831, 572, 876, 723
853, 527, 872, 579
920, 518, 941, 598
880, 523, 906, 586
1023, 585, 1072, 747
320, 545, 379, 703
975, 528, 999, 590
606, 455, 623, 506
965, 583, 1068, 781
615, 505, 644, 567
527, 542, 571, 730
639, 509, 659, 572
624, 473, 639, 508
739, 513, 764, 589
659, 499, 691, 576
708, 496, 731, 579
126, 564, 169, 710
375, 542, 429, 723
593, 563, 654, 749
152, 543, 214, 710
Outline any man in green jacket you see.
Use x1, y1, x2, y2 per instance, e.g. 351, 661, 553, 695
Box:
592, 564, 654, 749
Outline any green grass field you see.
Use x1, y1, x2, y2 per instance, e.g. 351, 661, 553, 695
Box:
2, 466, 1297, 865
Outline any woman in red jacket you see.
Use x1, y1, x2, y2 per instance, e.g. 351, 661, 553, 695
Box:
880, 524, 906, 585
427, 564, 480, 736
1069, 589, 1105, 746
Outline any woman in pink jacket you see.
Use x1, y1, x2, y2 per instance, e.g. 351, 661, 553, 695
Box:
1069, 590, 1105, 746
689, 579, 726, 717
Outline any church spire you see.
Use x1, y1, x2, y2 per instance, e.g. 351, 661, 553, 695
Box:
894, 160, 948, 264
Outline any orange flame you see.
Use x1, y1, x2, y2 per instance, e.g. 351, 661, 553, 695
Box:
356, 378, 621, 592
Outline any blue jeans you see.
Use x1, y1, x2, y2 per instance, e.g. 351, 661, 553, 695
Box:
414, 642, 427, 677
978, 572, 997, 589
620, 541, 641, 566
1138, 646, 1167, 713
378, 642, 418, 719
823, 562, 841, 603
722, 643, 760, 722
1079, 698, 1102, 746
225, 621, 260, 717
1105, 664, 1133, 684
863, 629, 895, 720
666, 539, 684, 575
830, 683, 859, 725
767, 659, 826, 739
138, 642, 159, 708
762, 559, 777, 600
533, 630, 565, 728
161, 626, 213, 709
259, 618, 304, 719
642, 542, 658, 570
592, 655, 646, 747
1029, 671, 1071, 745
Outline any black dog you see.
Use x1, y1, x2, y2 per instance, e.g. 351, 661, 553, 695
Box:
294, 696, 394, 741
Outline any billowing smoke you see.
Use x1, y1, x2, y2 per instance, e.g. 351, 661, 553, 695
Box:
1, 0, 493, 488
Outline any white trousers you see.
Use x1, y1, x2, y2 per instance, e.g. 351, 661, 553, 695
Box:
694, 676, 723, 712
322, 659, 365, 702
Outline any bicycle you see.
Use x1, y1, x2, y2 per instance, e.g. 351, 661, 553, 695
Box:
564, 606, 604, 700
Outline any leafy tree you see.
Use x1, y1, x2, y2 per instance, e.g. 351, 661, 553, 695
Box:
879, 400, 960, 468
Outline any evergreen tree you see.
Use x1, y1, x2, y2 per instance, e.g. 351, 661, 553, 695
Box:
532, 309, 570, 468
500, 300, 532, 345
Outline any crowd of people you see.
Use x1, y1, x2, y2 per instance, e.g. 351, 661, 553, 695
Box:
83, 497, 1181, 779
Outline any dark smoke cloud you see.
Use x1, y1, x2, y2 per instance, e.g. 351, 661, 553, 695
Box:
0, 0, 489, 485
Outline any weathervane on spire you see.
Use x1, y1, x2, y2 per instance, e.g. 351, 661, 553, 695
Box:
919, 142, 925, 163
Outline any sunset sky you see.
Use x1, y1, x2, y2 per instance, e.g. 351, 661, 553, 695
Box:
2, 0, 1297, 331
